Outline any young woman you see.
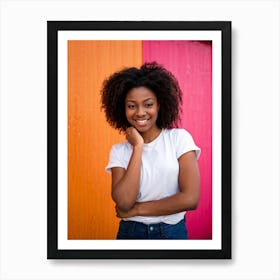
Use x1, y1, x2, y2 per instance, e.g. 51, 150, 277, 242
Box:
101, 61, 200, 239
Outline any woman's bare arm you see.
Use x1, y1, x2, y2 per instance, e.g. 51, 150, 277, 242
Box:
111, 127, 144, 211
116, 151, 200, 217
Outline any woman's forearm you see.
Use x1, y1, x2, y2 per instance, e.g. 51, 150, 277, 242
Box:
112, 145, 143, 211
136, 192, 199, 216
116, 191, 199, 218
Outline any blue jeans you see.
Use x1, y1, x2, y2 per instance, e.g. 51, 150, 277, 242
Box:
116, 218, 188, 239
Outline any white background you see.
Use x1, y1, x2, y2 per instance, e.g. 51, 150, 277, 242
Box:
0, 0, 279, 280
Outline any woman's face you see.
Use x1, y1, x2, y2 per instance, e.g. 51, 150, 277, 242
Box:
125, 86, 160, 134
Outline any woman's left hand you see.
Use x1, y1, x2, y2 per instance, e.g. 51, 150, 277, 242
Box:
115, 203, 139, 218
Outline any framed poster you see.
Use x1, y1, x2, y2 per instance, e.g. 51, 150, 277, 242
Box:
47, 21, 231, 259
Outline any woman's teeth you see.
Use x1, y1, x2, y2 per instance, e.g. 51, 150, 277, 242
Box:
135, 119, 149, 126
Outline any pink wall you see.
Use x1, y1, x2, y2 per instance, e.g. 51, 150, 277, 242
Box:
142, 41, 212, 239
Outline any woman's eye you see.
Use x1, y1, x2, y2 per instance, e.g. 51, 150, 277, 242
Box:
127, 105, 135, 109
145, 103, 153, 108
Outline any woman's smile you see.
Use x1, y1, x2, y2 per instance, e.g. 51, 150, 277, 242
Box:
134, 118, 151, 126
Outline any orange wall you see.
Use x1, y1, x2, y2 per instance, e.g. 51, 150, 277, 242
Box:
68, 41, 142, 239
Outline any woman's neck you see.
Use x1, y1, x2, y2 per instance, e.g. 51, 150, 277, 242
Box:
140, 127, 162, 144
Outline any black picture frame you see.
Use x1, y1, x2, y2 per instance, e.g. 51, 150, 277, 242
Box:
47, 21, 231, 259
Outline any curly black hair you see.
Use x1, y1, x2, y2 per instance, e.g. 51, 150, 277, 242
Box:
100, 61, 183, 132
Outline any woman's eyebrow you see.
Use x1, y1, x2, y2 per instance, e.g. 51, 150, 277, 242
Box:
143, 98, 154, 102
126, 98, 154, 103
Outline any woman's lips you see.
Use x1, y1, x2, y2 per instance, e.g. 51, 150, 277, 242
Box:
134, 118, 150, 126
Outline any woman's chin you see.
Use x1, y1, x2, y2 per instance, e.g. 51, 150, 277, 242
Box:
133, 122, 149, 131
134, 126, 147, 133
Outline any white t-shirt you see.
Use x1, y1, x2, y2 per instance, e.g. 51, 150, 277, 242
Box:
105, 128, 201, 225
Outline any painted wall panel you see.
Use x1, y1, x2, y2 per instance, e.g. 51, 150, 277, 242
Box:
143, 41, 212, 239
68, 41, 142, 239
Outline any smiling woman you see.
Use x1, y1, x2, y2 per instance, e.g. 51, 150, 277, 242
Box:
101, 62, 201, 239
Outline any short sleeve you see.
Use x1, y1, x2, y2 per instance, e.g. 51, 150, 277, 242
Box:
175, 129, 201, 159
105, 144, 127, 174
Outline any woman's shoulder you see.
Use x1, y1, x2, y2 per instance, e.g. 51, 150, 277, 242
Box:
163, 128, 196, 147
163, 128, 200, 159
163, 128, 192, 138
110, 141, 131, 153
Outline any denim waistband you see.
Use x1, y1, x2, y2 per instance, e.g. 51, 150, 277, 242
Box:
121, 218, 185, 232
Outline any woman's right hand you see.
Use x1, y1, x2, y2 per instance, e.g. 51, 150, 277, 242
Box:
125, 127, 144, 147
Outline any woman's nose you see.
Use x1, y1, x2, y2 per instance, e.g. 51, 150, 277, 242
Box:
136, 106, 146, 117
